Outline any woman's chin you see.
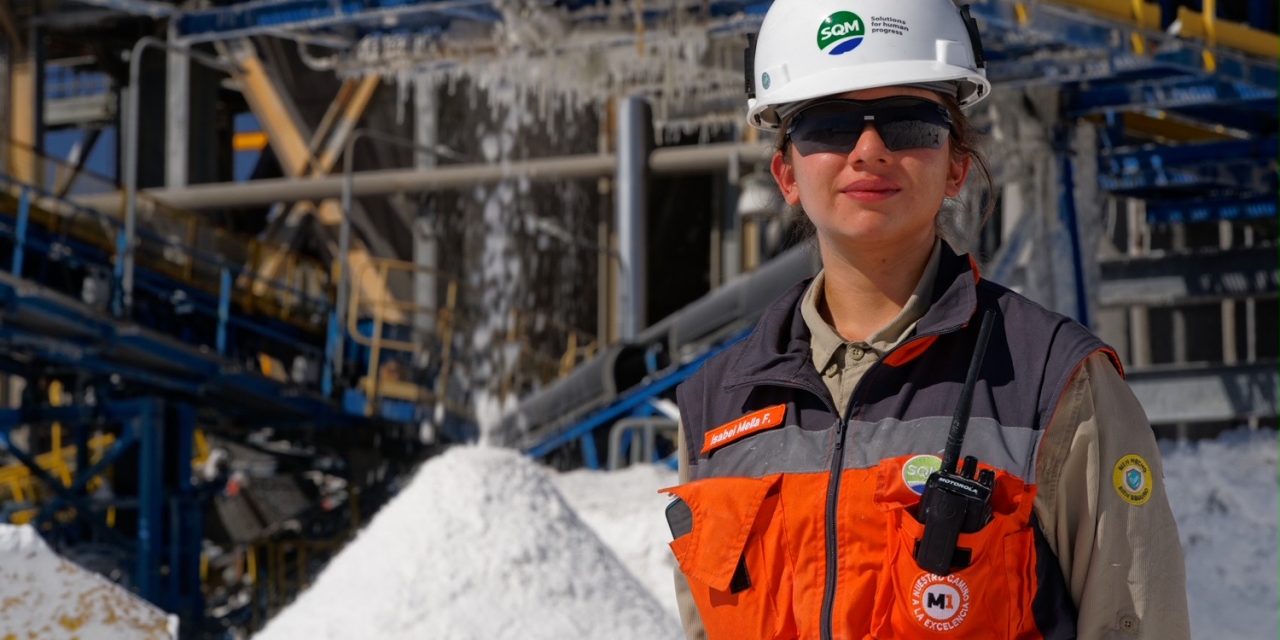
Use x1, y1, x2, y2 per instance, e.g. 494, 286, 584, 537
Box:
818, 222, 933, 254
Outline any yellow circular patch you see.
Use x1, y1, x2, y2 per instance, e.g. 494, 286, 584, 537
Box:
1112, 454, 1153, 506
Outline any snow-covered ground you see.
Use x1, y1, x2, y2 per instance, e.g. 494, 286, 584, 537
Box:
1162, 428, 1278, 639
253, 429, 1275, 639
0, 524, 177, 639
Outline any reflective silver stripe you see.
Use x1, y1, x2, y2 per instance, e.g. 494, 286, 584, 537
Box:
843, 416, 1041, 481
696, 415, 1042, 481
697, 421, 837, 479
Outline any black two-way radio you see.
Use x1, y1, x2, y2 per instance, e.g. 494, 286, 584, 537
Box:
913, 308, 997, 576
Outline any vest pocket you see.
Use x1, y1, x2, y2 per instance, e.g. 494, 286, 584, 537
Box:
662, 474, 797, 640
867, 466, 1040, 639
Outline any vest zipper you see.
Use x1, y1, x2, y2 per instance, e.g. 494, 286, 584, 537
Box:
818, 327, 961, 640
723, 325, 970, 640
819, 411, 850, 640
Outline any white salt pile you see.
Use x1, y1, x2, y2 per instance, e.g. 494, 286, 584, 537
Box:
0, 524, 177, 640
254, 446, 681, 640
1162, 427, 1279, 639
551, 463, 680, 621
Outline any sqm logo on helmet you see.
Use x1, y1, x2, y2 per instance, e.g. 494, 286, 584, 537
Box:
816, 11, 866, 55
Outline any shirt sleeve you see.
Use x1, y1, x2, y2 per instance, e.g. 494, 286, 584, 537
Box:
673, 419, 709, 640
1033, 352, 1191, 638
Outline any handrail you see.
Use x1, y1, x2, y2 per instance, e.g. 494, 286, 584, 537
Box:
0, 139, 335, 326
345, 253, 600, 416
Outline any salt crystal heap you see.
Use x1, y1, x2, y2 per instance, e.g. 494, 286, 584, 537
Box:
0, 524, 177, 639
255, 446, 680, 640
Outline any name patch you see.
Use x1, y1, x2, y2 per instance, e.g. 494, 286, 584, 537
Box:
702, 405, 787, 454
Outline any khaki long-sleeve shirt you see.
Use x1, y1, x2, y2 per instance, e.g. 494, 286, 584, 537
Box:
673, 248, 1189, 639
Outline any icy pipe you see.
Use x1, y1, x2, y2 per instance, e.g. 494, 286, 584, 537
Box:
75, 142, 774, 214
615, 95, 651, 340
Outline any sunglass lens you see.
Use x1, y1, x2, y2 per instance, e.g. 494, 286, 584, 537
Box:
876, 101, 950, 150
789, 107, 865, 156
877, 118, 948, 151
788, 98, 951, 155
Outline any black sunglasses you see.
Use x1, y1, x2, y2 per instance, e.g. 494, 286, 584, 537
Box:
785, 97, 954, 156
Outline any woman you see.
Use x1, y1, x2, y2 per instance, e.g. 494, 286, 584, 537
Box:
666, 1, 1189, 638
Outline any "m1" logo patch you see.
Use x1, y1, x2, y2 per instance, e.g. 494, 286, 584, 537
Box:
702, 405, 787, 454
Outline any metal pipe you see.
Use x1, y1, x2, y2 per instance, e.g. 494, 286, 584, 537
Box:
615, 95, 650, 339
122, 36, 238, 314
80, 141, 773, 214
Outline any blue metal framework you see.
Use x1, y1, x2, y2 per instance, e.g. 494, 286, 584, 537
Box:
0, 147, 440, 633
0, 398, 204, 625
522, 331, 747, 464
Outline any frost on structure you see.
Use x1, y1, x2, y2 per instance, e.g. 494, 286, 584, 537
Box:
254, 446, 681, 640
349, 1, 750, 142
0, 525, 177, 640
426, 76, 602, 439
343, 2, 758, 429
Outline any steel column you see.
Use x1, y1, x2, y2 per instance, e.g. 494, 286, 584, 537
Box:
615, 96, 650, 339
216, 266, 231, 355
165, 24, 190, 189
170, 402, 203, 627
1056, 131, 1091, 327
10, 186, 29, 276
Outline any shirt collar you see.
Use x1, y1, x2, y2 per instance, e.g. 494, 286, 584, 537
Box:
800, 239, 943, 372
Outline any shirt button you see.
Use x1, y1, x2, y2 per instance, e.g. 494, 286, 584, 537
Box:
1118, 613, 1140, 634
849, 347, 864, 361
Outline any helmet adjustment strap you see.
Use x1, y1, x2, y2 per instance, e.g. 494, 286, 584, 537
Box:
960, 5, 987, 69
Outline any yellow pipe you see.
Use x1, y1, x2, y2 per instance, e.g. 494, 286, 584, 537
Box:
247, 545, 259, 584
1176, 7, 1279, 60
234, 52, 312, 176
1045, 0, 1161, 30
1202, 0, 1217, 47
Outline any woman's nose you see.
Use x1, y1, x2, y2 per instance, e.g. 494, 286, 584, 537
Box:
847, 124, 891, 165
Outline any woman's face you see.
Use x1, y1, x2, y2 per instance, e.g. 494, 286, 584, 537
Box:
770, 86, 970, 254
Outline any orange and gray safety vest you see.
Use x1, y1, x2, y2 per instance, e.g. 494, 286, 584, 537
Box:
667, 246, 1120, 639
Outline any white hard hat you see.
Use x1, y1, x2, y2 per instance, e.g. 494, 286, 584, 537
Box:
746, 0, 991, 131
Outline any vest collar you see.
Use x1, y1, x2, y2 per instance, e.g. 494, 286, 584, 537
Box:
721, 243, 979, 392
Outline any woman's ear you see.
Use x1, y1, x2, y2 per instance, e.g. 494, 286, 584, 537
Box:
770, 150, 802, 206
944, 154, 972, 198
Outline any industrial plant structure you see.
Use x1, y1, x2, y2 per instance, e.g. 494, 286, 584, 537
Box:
0, 0, 1275, 635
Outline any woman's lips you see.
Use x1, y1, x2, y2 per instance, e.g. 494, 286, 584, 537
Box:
840, 178, 902, 203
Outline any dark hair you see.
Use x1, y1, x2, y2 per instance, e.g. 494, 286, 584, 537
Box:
773, 93, 994, 243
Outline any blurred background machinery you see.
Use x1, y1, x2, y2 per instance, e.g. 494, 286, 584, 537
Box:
0, 0, 1275, 636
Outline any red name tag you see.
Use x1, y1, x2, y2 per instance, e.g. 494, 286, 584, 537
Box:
702, 404, 787, 454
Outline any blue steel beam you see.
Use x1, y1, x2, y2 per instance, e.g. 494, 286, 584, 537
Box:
1097, 137, 1278, 194
176, 0, 502, 41
1144, 196, 1277, 224
1066, 76, 1276, 115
